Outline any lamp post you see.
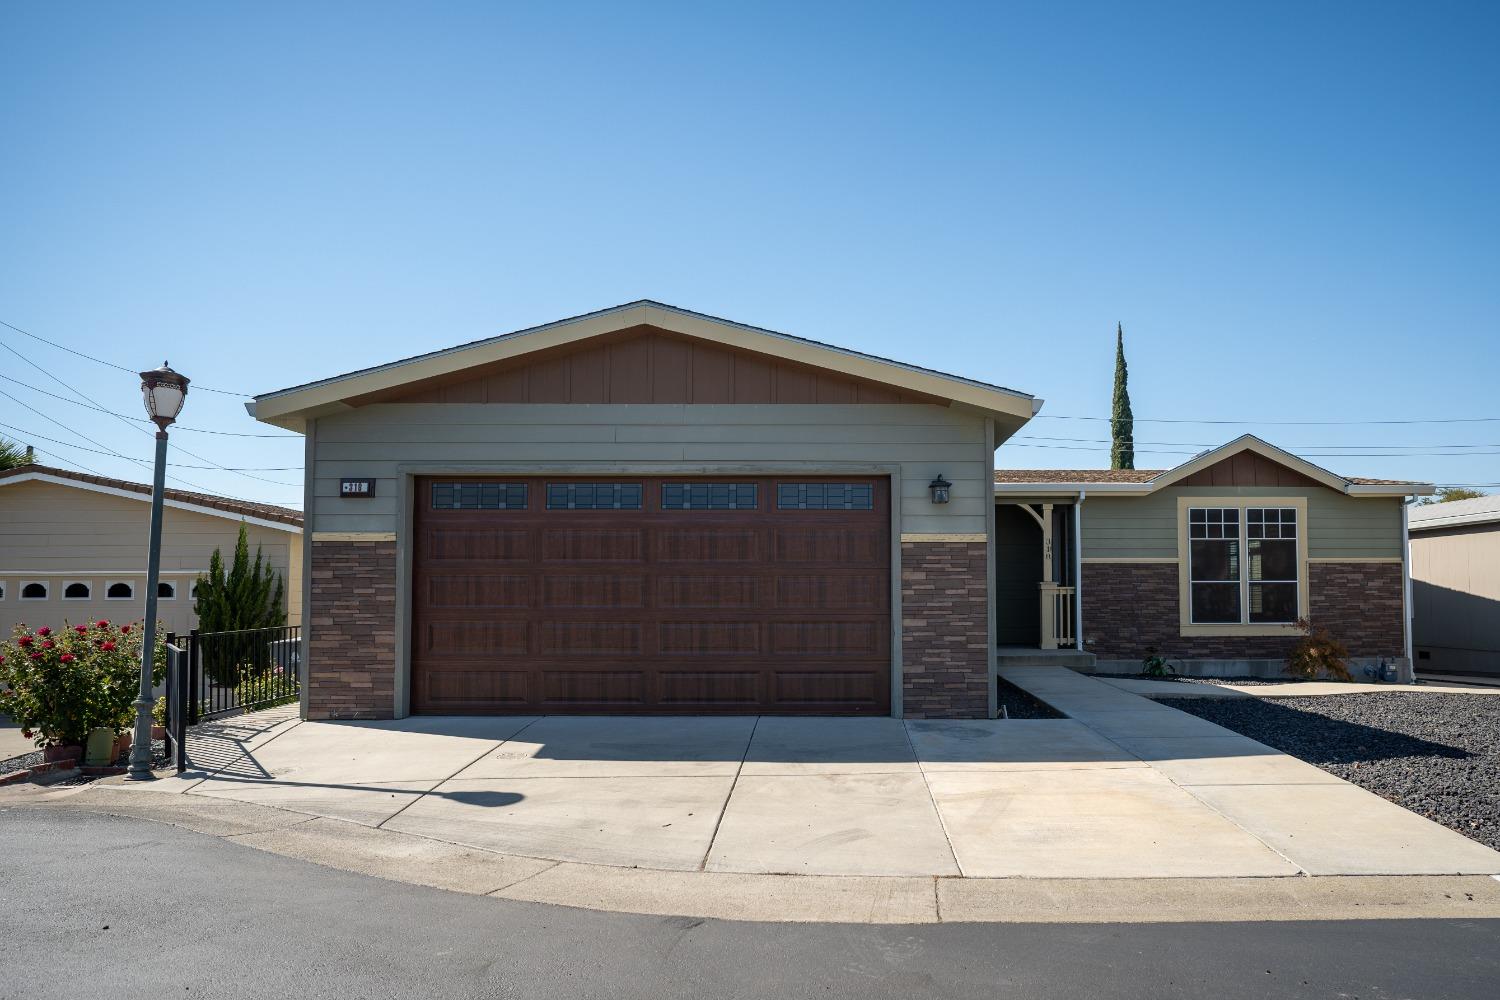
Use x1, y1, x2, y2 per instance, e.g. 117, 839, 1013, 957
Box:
127, 362, 190, 780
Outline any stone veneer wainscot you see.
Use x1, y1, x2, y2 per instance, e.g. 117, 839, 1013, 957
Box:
308, 538, 397, 719
900, 540, 990, 718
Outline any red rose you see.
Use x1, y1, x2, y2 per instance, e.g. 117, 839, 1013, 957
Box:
29, 652, 41, 660
101, 641, 117, 652
96, 620, 109, 628
17, 635, 33, 647
74, 624, 88, 634
41, 639, 55, 650
121, 625, 131, 634
37, 626, 51, 637
21, 729, 32, 739
59, 653, 75, 663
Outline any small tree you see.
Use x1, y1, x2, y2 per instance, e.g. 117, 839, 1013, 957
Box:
1110, 322, 1134, 470
193, 525, 286, 684
0, 436, 31, 471
1418, 486, 1487, 505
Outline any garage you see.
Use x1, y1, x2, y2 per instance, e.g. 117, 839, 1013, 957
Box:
411, 475, 891, 714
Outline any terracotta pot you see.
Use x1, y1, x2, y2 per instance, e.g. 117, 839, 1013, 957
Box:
114, 732, 133, 758
151, 725, 166, 741
42, 745, 82, 764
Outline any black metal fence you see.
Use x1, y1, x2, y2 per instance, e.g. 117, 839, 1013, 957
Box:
167, 626, 302, 770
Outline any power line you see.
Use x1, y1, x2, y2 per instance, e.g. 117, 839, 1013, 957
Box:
1001, 441, 1500, 458
0, 422, 300, 469
1035, 413, 1500, 426
0, 373, 299, 437
0, 317, 253, 396
1013, 434, 1500, 452
0, 337, 297, 486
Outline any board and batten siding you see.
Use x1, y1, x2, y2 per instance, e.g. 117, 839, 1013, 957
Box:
1080, 486, 1404, 560
309, 403, 993, 536
0, 480, 302, 637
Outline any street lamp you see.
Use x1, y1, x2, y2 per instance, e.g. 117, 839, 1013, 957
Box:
127, 362, 189, 780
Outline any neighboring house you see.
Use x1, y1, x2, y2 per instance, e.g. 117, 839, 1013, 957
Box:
1408, 496, 1500, 678
995, 437, 1427, 680
0, 465, 304, 638
247, 300, 1430, 721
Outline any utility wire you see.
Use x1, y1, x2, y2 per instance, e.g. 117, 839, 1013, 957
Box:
0, 317, 252, 396
0, 337, 297, 486
0, 372, 298, 437
1034, 413, 1500, 426
1014, 433, 1500, 451
0, 422, 300, 469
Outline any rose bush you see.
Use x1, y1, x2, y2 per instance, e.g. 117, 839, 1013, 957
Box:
0, 619, 165, 748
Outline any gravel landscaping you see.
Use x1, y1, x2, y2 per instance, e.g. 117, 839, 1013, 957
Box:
1095, 672, 1311, 687
997, 678, 1065, 719
1161, 692, 1500, 852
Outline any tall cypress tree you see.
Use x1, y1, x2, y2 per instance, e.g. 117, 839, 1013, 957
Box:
1110, 322, 1135, 470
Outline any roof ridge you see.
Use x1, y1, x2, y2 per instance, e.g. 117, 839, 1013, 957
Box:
0, 464, 303, 527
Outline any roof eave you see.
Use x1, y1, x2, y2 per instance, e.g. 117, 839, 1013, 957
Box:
249, 301, 1038, 428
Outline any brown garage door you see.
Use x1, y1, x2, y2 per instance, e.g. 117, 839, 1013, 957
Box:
411, 476, 890, 714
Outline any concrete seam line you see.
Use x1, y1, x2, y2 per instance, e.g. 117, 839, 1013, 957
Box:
485, 860, 564, 897
221, 814, 322, 839
699, 715, 760, 872
903, 720, 962, 878
375, 716, 546, 831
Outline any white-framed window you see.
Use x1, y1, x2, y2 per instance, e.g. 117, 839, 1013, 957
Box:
1187, 506, 1300, 626
158, 581, 177, 600
20, 581, 49, 600
62, 580, 93, 601
106, 581, 135, 600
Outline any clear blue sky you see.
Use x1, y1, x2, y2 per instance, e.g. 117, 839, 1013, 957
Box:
2, 1, 1496, 508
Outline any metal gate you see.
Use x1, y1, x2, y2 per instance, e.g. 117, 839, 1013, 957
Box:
167, 626, 301, 772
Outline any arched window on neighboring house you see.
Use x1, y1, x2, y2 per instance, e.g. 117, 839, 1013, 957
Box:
63, 581, 92, 600
21, 582, 48, 600
158, 581, 177, 599
107, 582, 135, 599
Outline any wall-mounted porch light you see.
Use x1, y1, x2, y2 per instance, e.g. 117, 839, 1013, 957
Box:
928, 474, 952, 505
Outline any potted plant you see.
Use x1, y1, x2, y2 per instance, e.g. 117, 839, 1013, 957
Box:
0, 620, 165, 762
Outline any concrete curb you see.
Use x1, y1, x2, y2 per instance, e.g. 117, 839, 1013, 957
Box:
10, 782, 1500, 925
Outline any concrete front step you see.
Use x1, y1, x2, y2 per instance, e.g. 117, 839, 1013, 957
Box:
995, 647, 1097, 670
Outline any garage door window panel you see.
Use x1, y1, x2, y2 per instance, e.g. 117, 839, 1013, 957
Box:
547, 483, 642, 510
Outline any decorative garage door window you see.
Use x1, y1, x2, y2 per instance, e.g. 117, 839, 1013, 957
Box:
1188, 506, 1299, 625
661, 483, 758, 510
776, 482, 874, 510
546, 483, 643, 510
432, 482, 529, 510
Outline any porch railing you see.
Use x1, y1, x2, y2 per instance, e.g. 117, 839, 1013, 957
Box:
1039, 583, 1076, 650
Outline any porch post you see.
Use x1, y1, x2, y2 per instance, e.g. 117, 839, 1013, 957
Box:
1039, 503, 1057, 649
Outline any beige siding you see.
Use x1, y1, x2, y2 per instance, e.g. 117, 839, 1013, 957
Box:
310, 403, 993, 536
1080, 486, 1404, 560
1411, 524, 1500, 673
0, 480, 302, 637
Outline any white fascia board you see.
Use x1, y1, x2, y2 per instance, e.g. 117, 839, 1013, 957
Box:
1346, 483, 1435, 498
0, 472, 303, 534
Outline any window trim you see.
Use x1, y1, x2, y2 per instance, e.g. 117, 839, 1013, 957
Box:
157, 581, 178, 601
62, 580, 93, 601
0, 580, 6, 601
105, 580, 136, 600
1176, 496, 1307, 637
20, 581, 48, 601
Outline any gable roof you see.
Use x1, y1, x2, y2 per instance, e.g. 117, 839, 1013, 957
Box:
995, 435, 1433, 498
0, 464, 303, 531
247, 300, 1041, 431
1408, 494, 1500, 532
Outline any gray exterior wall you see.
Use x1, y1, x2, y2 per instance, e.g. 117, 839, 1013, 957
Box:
0, 480, 302, 638
1080, 486, 1404, 560
309, 403, 993, 536
1411, 523, 1500, 676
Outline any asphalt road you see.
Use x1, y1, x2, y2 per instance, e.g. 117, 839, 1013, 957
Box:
3, 807, 1498, 1000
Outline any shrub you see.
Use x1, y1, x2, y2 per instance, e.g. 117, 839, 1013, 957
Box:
193, 525, 286, 685
1286, 617, 1352, 682
0, 620, 165, 747
233, 664, 297, 712
1141, 649, 1176, 677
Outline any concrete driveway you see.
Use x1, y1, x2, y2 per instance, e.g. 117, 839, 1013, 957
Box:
109, 670, 1500, 880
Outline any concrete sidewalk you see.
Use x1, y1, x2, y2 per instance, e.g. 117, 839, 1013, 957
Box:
1094, 676, 1500, 699
77, 670, 1500, 887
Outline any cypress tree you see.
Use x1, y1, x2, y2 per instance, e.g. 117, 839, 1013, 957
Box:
1110, 322, 1135, 470
193, 524, 286, 683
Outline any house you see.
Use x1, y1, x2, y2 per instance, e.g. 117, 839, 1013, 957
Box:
0, 464, 304, 639
247, 300, 1430, 720
1408, 495, 1500, 678
994, 437, 1428, 680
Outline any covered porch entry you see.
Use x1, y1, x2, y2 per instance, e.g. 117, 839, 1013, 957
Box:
995, 498, 1080, 650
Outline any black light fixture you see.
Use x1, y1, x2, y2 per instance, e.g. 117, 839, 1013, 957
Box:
928, 474, 952, 505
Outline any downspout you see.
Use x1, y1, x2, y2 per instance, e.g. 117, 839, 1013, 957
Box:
1074, 490, 1086, 650
1402, 496, 1414, 679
